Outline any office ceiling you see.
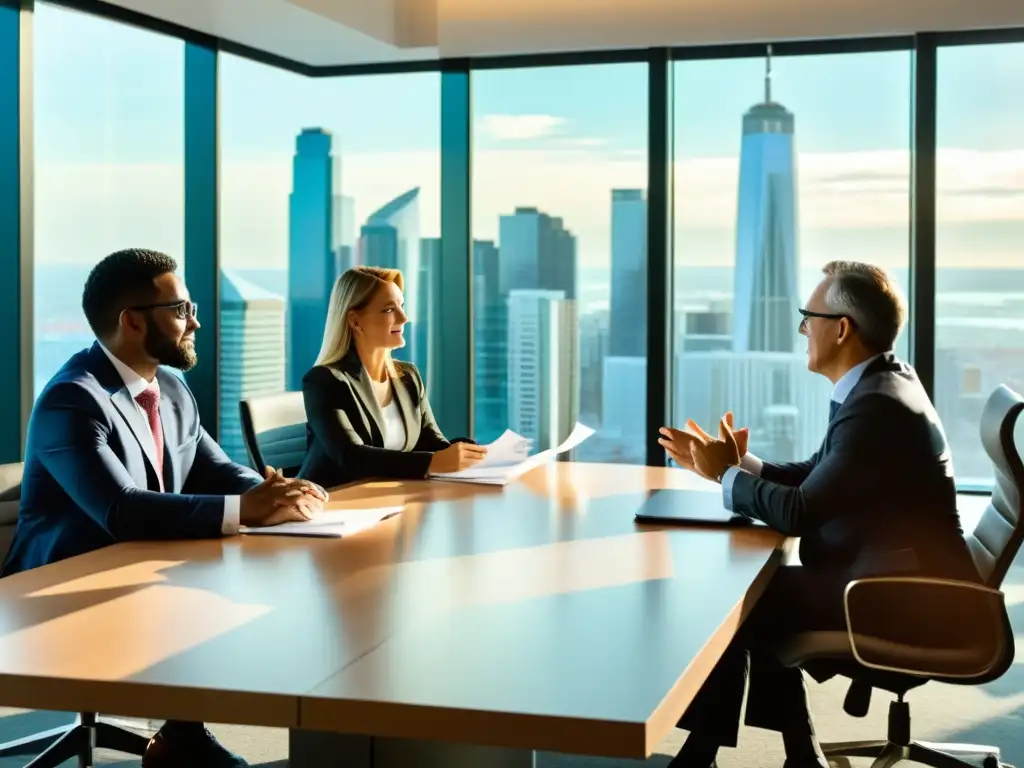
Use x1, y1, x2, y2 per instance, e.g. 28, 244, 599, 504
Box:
98, 0, 1024, 67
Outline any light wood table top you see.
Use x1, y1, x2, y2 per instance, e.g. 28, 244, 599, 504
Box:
0, 463, 783, 754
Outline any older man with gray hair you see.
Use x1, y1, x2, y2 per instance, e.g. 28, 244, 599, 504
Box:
659, 260, 979, 768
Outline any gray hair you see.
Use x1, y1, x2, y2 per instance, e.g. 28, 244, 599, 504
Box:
822, 261, 906, 354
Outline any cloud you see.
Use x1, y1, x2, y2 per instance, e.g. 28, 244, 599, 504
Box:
552, 137, 608, 148
478, 114, 566, 141
946, 188, 1024, 199
34, 146, 1023, 273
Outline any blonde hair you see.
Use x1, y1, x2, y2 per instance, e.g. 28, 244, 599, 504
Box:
314, 266, 405, 378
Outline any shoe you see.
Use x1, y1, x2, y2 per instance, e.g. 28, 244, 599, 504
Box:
667, 740, 718, 768
142, 722, 248, 767
667, 756, 717, 768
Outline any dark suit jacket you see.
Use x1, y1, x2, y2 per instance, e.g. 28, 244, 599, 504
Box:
298, 350, 468, 488
0, 343, 263, 577
731, 353, 978, 583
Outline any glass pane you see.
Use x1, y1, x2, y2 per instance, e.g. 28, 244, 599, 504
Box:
472, 64, 648, 462
33, 4, 184, 398
935, 43, 1024, 489
672, 51, 911, 464
219, 55, 440, 464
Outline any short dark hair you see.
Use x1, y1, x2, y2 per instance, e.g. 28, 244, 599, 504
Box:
822, 260, 906, 354
82, 248, 178, 339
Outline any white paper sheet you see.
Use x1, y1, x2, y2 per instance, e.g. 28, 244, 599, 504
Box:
429, 422, 595, 486
240, 506, 404, 538
471, 429, 534, 469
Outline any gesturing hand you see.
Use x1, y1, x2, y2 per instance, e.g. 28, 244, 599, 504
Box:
659, 410, 749, 474
688, 416, 742, 483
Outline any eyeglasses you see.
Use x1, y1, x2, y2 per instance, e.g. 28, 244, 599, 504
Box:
128, 300, 198, 321
798, 308, 853, 330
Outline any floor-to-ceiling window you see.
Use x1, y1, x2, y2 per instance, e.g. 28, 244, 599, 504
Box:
934, 41, 1024, 488
218, 55, 440, 464
33, 3, 184, 397
671, 49, 912, 465
471, 63, 649, 462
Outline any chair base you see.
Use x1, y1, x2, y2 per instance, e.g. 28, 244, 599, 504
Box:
823, 738, 1005, 768
0, 711, 151, 768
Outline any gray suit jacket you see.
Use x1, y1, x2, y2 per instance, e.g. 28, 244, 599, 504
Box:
298, 350, 467, 487
731, 353, 978, 582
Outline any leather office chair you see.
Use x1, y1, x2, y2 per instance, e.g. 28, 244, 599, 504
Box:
0, 461, 23, 564
776, 384, 1023, 768
0, 464, 151, 768
239, 391, 308, 477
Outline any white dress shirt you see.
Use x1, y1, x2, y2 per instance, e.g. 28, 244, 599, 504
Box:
721, 354, 883, 510
380, 397, 407, 451
98, 343, 240, 534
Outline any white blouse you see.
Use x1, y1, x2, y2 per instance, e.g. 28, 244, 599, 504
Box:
381, 398, 407, 450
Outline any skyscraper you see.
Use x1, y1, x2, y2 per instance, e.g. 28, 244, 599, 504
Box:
507, 290, 579, 452
220, 270, 287, 465
732, 51, 799, 354
498, 207, 576, 299
287, 128, 342, 390
360, 187, 422, 367
609, 189, 647, 356
473, 240, 507, 444
601, 189, 648, 458
417, 237, 441, 387
334, 194, 357, 276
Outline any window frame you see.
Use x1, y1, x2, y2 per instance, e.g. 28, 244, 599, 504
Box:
7, 0, 1023, 490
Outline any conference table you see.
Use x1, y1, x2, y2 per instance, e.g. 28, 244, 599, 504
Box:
0, 462, 785, 767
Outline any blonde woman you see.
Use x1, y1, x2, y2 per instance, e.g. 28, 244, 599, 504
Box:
297, 266, 486, 488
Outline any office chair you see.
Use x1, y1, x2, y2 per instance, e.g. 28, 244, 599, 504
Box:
775, 384, 1023, 768
0, 461, 23, 563
0, 464, 151, 767
239, 391, 309, 477
0, 712, 151, 767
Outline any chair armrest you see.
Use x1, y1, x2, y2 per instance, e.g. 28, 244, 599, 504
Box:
843, 576, 1012, 681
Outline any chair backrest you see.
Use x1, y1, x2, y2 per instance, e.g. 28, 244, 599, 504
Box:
239, 393, 308, 477
0, 462, 24, 563
968, 384, 1024, 588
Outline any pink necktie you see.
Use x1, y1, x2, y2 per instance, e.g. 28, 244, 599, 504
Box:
134, 384, 165, 491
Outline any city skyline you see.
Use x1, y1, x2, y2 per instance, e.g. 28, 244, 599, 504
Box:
26, 2, 1024, 481
30, 4, 1024, 274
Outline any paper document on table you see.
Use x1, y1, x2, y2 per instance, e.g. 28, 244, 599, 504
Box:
429, 422, 595, 486
241, 506, 404, 538
471, 429, 534, 469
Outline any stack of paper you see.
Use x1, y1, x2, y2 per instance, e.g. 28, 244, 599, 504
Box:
241, 506, 404, 538
429, 422, 595, 486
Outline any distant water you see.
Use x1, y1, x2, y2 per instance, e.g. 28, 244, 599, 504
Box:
32, 261, 1024, 393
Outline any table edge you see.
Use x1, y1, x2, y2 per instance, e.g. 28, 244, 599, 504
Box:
297, 536, 788, 759
0, 673, 301, 729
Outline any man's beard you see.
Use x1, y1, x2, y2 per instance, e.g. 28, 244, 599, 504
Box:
145, 326, 198, 371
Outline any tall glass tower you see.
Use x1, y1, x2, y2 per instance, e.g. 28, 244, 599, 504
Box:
360, 187, 422, 366
287, 128, 341, 390
732, 49, 799, 353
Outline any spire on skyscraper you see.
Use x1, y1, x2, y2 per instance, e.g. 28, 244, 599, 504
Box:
764, 44, 773, 104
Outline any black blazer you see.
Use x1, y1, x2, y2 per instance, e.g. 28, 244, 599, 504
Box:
298, 350, 464, 488
2, 343, 263, 577
731, 353, 978, 582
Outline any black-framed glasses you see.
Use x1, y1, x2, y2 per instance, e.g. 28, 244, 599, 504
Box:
128, 300, 198, 321
798, 307, 853, 329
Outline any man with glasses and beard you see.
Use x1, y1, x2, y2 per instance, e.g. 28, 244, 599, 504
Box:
2, 248, 327, 767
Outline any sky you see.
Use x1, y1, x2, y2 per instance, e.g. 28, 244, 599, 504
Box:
30, 2, 1024, 278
